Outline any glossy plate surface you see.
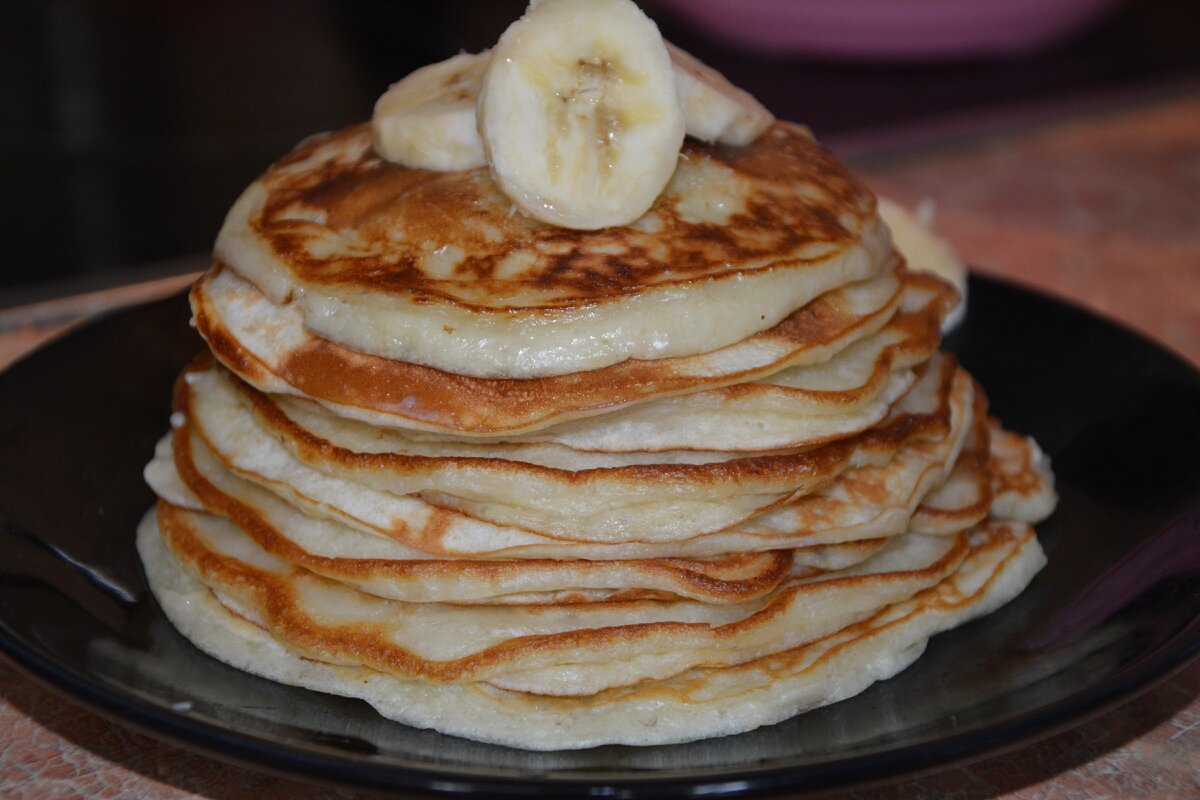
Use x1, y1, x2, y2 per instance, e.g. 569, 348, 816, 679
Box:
0, 275, 1198, 798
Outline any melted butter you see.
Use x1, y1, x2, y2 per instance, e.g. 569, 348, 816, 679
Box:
667, 158, 746, 225
421, 243, 466, 279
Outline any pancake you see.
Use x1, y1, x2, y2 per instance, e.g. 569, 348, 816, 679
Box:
500, 292, 941, 452
179, 354, 965, 544
214, 122, 891, 379
745, 375, 982, 544
139, 510, 1045, 748
153, 363, 1017, 562
257, 292, 942, 455
248, 289, 945, 455
192, 261, 953, 436
150, 498, 973, 695
988, 424, 1058, 522
150, 361, 1043, 569
157, 428, 895, 605
907, 390, 993, 534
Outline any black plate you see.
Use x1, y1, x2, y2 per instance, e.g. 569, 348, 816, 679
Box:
1, 275, 1198, 798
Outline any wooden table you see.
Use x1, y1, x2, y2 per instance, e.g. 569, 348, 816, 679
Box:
1, 92, 1198, 799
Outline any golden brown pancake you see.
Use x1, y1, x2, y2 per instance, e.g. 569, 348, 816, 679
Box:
147, 357, 1035, 565
137, 509, 1046, 747
987, 423, 1058, 522
165, 421, 850, 605
178, 354, 966, 544
150, 497, 973, 694
214, 122, 894, 378
191, 262, 963, 436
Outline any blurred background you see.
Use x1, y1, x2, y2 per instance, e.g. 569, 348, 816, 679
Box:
2, 0, 1199, 307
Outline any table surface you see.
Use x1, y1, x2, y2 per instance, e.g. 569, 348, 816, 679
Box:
0, 91, 1198, 800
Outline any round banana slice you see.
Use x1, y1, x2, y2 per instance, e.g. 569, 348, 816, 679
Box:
877, 196, 968, 331
668, 43, 774, 146
478, 0, 686, 229
371, 52, 490, 171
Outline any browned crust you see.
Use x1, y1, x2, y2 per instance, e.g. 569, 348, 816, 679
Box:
155, 499, 971, 684
911, 381, 995, 530
168, 402, 798, 603
514, 520, 1034, 704
247, 123, 875, 309
706, 300, 939, 409
987, 422, 1048, 500
191, 264, 934, 434
205, 357, 957, 501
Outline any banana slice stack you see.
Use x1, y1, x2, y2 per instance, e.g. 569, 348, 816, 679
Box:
372, 0, 772, 228
139, 0, 1054, 750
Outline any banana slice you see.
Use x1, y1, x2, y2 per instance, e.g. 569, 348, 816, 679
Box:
477, 0, 685, 229
371, 52, 490, 171
668, 44, 774, 146
877, 196, 968, 331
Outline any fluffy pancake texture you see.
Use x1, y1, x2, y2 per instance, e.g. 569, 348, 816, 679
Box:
192, 254, 932, 436
140, 43, 1055, 748
177, 353, 966, 544
214, 122, 889, 379
139, 512, 1046, 748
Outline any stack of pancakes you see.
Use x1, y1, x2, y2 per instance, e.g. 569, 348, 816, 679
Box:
139, 121, 1056, 749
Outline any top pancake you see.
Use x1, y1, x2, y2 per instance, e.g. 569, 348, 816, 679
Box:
215, 121, 890, 378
